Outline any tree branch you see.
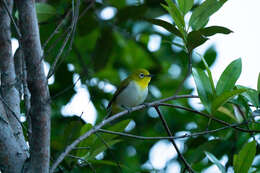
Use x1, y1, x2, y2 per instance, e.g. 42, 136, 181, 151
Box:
50, 95, 200, 172
158, 103, 260, 133
154, 106, 194, 173
0, 1, 28, 171
16, 0, 51, 172
98, 121, 250, 140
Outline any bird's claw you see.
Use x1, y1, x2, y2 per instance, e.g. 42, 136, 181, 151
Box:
143, 102, 150, 108
121, 105, 132, 114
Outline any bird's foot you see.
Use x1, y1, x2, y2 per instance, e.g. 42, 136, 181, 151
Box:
121, 105, 132, 114
143, 102, 151, 108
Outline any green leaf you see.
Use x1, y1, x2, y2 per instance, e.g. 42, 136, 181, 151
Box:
233, 141, 257, 173
237, 85, 259, 108
145, 18, 182, 38
205, 151, 226, 173
103, 119, 131, 141
257, 72, 260, 92
199, 26, 233, 37
216, 58, 242, 96
212, 89, 247, 114
187, 31, 208, 51
89, 159, 127, 168
162, 0, 186, 36
197, 52, 216, 95
217, 106, 236, 121
189, 0, 227, 30
77, 124, 95, 157
36, 3, 56, 23
192, 68, 213, 112
177, 0, 194, 15
88, 139, 121, 159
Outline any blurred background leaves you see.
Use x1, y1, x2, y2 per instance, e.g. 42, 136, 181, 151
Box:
29, 0, 260, 172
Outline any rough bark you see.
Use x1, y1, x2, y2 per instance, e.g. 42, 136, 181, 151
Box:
0, 0, 28, 172
16, 0, 51, 172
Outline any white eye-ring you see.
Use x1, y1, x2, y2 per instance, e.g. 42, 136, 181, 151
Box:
139, 73, 144, 78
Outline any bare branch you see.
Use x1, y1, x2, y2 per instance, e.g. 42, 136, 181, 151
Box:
42, 9, 72, 49
47, 0, 80, 79
98, 121, 250, 140
158, 103, 260, 133
16, 0, 51, 172
50, 95, 202, 172
50, 94, 257, 172
154, 106, 194, 173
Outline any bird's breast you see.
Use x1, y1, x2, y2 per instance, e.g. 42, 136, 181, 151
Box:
115, 81, 148, 107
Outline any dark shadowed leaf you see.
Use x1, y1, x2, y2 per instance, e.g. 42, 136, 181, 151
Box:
187, 31, 208, 51
216, 58, 242, 95
205, 151, 226, 173
199, 26, 233, 37
92, 28, 114, 71
233, 141, 257, 173
177, 0, 194, 15
144, 18, 182, 38
36, 3, 56, 22
189, 0, 227, 30
192, 68, 213, 112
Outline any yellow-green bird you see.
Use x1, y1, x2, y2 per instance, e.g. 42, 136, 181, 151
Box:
107, 69, 152, 116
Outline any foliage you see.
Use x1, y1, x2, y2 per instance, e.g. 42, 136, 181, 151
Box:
28, 0, 260, 172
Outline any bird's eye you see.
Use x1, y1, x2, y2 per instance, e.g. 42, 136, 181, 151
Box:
139, 73, 144, 78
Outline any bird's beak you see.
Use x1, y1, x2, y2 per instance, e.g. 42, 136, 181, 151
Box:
145, 74, 154, 78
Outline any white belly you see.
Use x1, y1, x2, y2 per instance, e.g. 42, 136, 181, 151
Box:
115, 81, 148, 107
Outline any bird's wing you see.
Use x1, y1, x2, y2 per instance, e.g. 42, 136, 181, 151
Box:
107, 78, 129, 109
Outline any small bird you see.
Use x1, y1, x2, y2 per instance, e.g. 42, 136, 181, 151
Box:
106, 69, 152, 116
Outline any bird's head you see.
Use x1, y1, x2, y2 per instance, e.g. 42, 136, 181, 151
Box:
130, 69, 152, 89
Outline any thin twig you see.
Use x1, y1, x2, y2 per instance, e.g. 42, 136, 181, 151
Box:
95, 133, 122, 172
154, 106, 194, 173
98, 121, 250, 140
42, 9, 72, 50
50, 94, 254, 172
47, 0, 81, 79
67, 154, 96, 172
2, 0, 22, 38
158, 103, 260, 133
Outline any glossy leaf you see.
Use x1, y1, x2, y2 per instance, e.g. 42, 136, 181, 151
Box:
189, 0, 227, 30
162, 0, 185, 36
192, 68, 213, 112
36, 3, 56, 23
237, 85, 259, 107
205, 151, 226, 173
199, 26, 233, 37
216, 58, 242, 96
212, 89, 247, 114
145, 18, 182, 38
199, 52, 216, 95
177, 0, 194, 15
233, 141, 257, 173
217, 106, 236, 121
187, 31, 208, 51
